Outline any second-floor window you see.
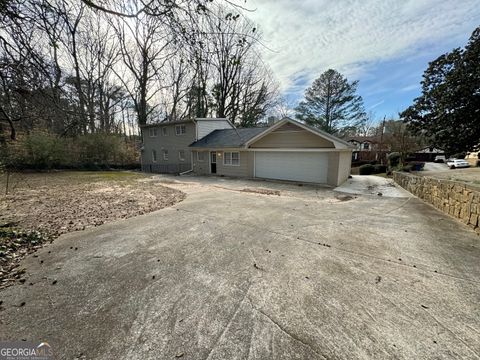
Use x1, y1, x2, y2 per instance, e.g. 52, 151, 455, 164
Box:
163, 149, 169, 161
363, 142, 370, 150
175, 125, 186, 135
149, 128, 158, 137
162, 127, 168, 136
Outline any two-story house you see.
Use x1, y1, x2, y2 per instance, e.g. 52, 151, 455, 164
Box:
346, 136, 391, 163
141, 118, 234, 173
141, 117, 353, 186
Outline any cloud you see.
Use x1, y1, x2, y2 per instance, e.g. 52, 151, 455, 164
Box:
244, 0, 480, 99
368, 100, 385, 110
399, 84, 421, 93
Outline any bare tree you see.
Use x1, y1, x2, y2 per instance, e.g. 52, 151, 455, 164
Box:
162, 55, 193, 121
357, 111, 377, 137
0, 0, 273, 138
110, 8, 174, 126
182, 5, 278, 125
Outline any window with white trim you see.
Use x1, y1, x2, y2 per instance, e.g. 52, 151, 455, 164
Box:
224, 151, 240, 166
175, 125, 186, 135
149, 128, 158, 137
178, 150, 185, 161
197, 152, 206, 162
163, 149, 169, 161
152, 150, 157, 162
162, 127, 168, 136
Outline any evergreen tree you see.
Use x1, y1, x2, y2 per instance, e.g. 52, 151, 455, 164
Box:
401, 26, 480, 154
295, 69, 366, 135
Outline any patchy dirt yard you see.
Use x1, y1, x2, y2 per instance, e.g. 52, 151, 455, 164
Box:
0, 171, 185, 288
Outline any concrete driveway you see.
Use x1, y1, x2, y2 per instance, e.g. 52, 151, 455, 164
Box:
334, 175, 411, 197
1, 176, 479, 359
423, 162, 450, 172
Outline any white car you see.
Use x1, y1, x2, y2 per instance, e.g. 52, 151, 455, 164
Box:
446, 158, 470, 169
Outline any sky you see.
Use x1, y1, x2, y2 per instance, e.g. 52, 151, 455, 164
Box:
245, 0, 480, 121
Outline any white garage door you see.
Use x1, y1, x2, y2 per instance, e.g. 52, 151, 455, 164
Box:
255, 151, 328, 183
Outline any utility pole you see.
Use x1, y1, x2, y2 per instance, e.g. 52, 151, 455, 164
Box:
379, 116, 386, 164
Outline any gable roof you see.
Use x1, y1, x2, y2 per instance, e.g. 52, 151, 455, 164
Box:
189, 127, 267, 148
415, 146, 445, 153
347, 136, 381, 144
245, 117, 353, 149
189, 117, 354, 150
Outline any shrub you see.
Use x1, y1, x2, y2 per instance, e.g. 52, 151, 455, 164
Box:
352, 160, 378, 167
401, 164, 413, 172
359, 164, 375, 175
373, 164, 387, 174
352, 160, 370, 167
0, 130, 140, 170
452, 152, 466, 159
387, 152, 401, 167
24, 131, 67, 169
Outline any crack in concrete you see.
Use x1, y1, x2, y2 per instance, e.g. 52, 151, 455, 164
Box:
369, 283, 480, 359
177, 207, 480, 285
245, 297, 328, 360
204, 282, 252, 360
422, 308, 480, 359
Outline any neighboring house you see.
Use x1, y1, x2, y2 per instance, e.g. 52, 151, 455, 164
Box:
141, 118, 234, 173
141, 117, 353, 186
414, 146, 445, 162
347, 136, 390, 163
347, 137, 380, 152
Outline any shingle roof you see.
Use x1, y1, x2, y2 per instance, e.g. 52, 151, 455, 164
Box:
189, 128, 267, 148
347, 136, 381, 144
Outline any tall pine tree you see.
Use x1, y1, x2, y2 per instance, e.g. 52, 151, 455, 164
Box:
295, 69, 366, 135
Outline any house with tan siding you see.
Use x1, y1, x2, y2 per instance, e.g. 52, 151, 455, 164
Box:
141, 117, 353, 187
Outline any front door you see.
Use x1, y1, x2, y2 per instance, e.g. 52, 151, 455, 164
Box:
210, 151, 217, 174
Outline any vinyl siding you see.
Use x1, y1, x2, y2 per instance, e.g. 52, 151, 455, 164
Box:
192, 150, 252, 177
217, 151, 251, 177
250, 130, 334, 148
327, 152, 339, 186
337, 151, 352, 185
141, 122, 195, 173
197, 120, 233, 140
326, 151, 352, 186
192, 151, 210, 175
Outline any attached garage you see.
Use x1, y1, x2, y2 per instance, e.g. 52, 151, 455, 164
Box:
189, 117, 353, 187
254, 151, 328, 183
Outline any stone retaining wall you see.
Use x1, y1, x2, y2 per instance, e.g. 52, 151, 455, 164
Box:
393, 172, 480, 233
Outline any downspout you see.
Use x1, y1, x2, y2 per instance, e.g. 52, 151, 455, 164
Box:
180, 151, 194, 175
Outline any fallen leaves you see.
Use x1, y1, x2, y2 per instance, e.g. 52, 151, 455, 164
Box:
0, 180, 185, 239
0, 229, 49, 289
0, 175, 186, 290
